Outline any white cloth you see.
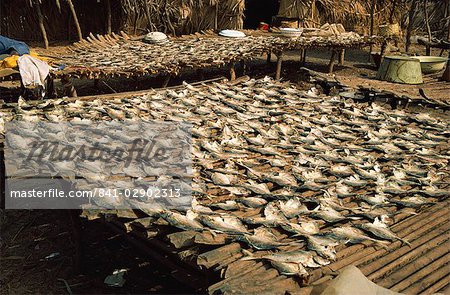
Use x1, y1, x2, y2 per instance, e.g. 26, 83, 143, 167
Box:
17, 55, 50, 87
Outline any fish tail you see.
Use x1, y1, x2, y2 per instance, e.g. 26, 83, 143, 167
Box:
400, 238, 411, 247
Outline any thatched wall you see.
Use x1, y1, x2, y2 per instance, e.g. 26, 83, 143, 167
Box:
0, 0, 122, 42
0, 0, 244, 42
277, 0, 449, 38
121, 0, 244, 35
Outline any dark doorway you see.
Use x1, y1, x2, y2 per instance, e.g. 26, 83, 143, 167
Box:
244, 0, 280, 29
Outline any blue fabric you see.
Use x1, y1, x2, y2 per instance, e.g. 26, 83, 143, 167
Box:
0, 35, 30, 55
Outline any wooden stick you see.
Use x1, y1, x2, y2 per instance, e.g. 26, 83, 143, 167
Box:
161, 74, 171, 88
105, 0, 112, 35
266, 52, 271, 64
229, 62, 236, 81
369, 0, 376, 56
424, 0, 432, 56
67, 0, 83, 41
275, 53, 283, 80
328, 50, 337, 74
35, 0, 49, 49
406, 0, 418, 52
338, 49, 345, 65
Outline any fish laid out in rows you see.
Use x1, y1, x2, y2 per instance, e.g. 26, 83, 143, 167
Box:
1, 77, 449, 278
56, 32, 370, 77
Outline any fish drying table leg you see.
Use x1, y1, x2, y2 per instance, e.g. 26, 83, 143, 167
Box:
229, 62, 236, 81
300, 48, 307, 65
267, 51, 272, 63
240, 60, 247, 75
61, 75, 77, 97
161, 74, 172, 88
276, 53, 283, 80
339, 49, 345, 66
328, 50, 337, 74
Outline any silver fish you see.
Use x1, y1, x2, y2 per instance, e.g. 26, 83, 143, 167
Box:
327, 226, 388, 245
357, 218, 410, 245
200, 215, 248, 234
161, 211, 203, 231
239, 196, 268, 208
306, 235, 339, 261
281, 221, 320, 236
278, 197, 310, 218
237, 227, 290, 250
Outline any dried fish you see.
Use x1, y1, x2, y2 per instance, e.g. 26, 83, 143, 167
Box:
200, 215, 249, 234
237, 227, 290, 250
357, 218, 410, 245
161, 211, 203, 232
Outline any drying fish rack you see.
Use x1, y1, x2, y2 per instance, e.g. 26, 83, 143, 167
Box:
96, 201, 449, 294
1, 76, 448, 294
45, 30, 377, 84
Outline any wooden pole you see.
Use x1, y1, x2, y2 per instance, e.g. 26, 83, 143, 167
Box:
66, 0, 83, 41
446, 0, 450, 40
405, 0, 417, 53
424, 0, 432, 56
339, 49, 345, 65
389, 0, 397, 23
35, 0, 49, 49
275, 53, 283, 80
369, 0, 376, 50
143, 0, 153, 32
229, 62, 236, 81
328, 50, 337, 74
106, 0, 112, 35
215, 3, 218, 31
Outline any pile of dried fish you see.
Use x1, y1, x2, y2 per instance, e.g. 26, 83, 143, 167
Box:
50, 31, 374, 78
1, 77, 448, 279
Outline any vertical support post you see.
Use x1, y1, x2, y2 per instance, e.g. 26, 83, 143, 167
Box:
66, 0, 83, 41
369, 0, 376, 57
61, 75, 77, 97
229, 62, 236, 81
266, 52, 272, 64
240, 60, 247, 75
106, 0, 112, 35
406, 0, 418, 52
300, 48, 307, 65
424, 0, 433, 56
328, 50, 337, 74
214, 3, 219, 31
275, 53, 283, 80
339, 49, 345, 65
35, 0, 49, 49
161, 74, 171, 88
46, 77, 56, 99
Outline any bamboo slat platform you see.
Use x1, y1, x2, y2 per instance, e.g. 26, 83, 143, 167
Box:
1, 76, 448, 294
101, 201, 449, 294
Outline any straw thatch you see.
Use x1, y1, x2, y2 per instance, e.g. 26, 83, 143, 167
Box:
277, 0, 449, 38
121, 0, 245, 35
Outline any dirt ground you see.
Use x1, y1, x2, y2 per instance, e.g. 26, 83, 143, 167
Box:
0, 210, 193, 294
0, 43, 448, 295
